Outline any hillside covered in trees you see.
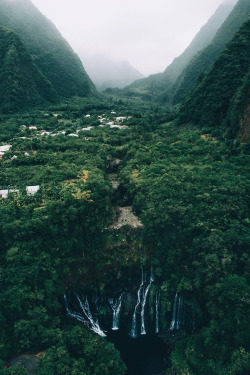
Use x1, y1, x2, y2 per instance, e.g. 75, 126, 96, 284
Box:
178, 17, 250, 140
0, 25, 57, 113
0, 0, 249, 374
171, 0, 250, 104
0, 101, 249, 375
0, 0, 96, 112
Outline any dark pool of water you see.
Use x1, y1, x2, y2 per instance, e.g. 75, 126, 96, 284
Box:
108, 330, 167, 375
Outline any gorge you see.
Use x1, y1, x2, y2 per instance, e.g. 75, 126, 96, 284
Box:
0, 0, 249, 374
64, 267, 202, 374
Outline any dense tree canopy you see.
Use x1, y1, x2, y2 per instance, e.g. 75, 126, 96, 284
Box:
0, 103, 249, 374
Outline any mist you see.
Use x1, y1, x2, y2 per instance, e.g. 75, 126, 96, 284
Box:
31, 0, 236, 76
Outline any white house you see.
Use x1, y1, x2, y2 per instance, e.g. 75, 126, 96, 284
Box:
82, 126, 93, 131
41, 131, 51, 136
116, 117, 127, 122
0, 190, 9, 198
0, 186, 40, 198
0, 189, 19, 198
26, 186, 40, 195
0, 145, 12, 152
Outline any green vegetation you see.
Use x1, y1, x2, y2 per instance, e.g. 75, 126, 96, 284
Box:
178, 18, 250, 139
0, 25, 57, 113
171, 0, 250, 104
115, 0, 239, 104
0, 1, 249, 374
0, 0, 96, 113
0, 101, 249, 374
225, 69, 250, 140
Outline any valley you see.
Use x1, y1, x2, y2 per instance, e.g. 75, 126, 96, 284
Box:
0, 100, 249, 374
0, 0, 249, 374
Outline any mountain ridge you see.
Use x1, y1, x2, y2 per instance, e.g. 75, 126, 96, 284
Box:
178, 18, 250, 140
171, 0, 250, 104
0, 0, 96, 99
119, 0, 237, 102
0, 24, 58, 113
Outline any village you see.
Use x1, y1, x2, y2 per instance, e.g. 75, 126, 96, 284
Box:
0, 110, 132, 198
16, 111, 130, 139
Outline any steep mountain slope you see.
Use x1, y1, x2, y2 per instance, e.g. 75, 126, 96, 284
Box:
178, 18, 250, 140
120, 0, 237, 101
226, 70, 250, 141
0, 0, 96, 98
0, 25, 57, 113
82, 55, 144, 90
171, 0, 250, 104
163, 0, 238, 84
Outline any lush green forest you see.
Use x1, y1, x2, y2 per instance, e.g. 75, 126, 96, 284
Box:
170, 0, 250, 104
0, 0, 96, 105
0, 0, 249, 374
0, 99, 249, 374
178, 18, 250, 136
0, 25, 57, 113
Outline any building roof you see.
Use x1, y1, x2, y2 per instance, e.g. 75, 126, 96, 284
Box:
26, 186, 40, 195
0, 145, 12, 152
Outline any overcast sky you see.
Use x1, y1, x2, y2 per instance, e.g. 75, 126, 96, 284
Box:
31, 0, 228, 76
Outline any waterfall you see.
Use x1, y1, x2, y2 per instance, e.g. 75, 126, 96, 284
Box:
170, 293, 178, 330
64, 294, 89, 326
141, 270, 154, 335
130, 268, 144, 338
176, 294, 184, 330
170, 293, 184, 330
109, 293, 123, 330
64, 292, 106, 337
155, 291, 160, 334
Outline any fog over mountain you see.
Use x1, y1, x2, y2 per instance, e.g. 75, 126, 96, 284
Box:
82, 55, 144, 90
31, 0, 230, 76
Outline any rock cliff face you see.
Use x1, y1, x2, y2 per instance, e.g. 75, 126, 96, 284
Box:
65, 266, 203, 339
226, 70, 250, 141
239, 101, 250, 142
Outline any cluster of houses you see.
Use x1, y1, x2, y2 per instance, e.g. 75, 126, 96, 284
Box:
17, 112, 130, 140
0, 110, 131, 198
0, 143, 39, 199
0, 186, 40, 199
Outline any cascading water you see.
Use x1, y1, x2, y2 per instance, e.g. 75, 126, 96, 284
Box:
65, 267, 161, 340
169, 293, 184, 330
130, 268, 145, 338
155, 291, 160, 334
64, 292, 106, 337
109, 293, 123, 330
64, 293, 89, 326
141, 270, 154, 335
